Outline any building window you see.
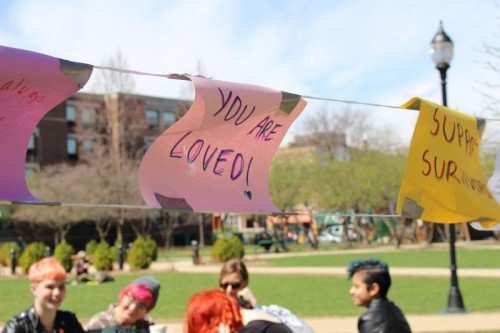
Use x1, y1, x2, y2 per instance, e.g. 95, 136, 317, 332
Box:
83, 139, 94, 152
145, 109, 159, 129
162, 111, 176, 127
81, 107, 96, 129
66, 104, 76, 127
26, 132, 37, 162
27, 133, 36, 151
67, 137, 78, 161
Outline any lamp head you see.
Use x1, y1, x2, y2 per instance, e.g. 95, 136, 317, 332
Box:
429, 21, 454, 69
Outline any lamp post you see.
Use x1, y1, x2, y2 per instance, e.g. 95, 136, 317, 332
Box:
429, 21, 466, 313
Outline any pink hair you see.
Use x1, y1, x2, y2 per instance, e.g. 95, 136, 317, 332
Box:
119, 283, 154, 310
186, 290, 243, 333
29, 257, 67, 283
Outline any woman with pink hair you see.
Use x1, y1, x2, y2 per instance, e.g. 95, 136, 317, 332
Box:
87, 275, 160, 333
2, 257, 85, 333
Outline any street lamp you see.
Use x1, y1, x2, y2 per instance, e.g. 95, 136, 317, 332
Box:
429, 21, 466, 313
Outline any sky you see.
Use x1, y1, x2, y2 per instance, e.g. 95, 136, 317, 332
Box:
1, 0, 499, 146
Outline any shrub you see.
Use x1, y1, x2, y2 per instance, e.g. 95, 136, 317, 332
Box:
54, 240, 75, 272
0, 242, 23, 267
85, 239, 98, 256
19, 242, 46, 273
211, 235, 245, 262
92, 241, 113, 271
144, 237, 158, 261
128, 237, 152, 269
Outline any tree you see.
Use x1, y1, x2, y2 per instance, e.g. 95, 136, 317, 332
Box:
12, 163, 94, 244
270, 105, 409, 245
91, 50, 150, 242
269, 147, 317, 249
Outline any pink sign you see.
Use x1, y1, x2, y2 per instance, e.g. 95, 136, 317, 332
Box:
0, 45, 92, 203
139, 75, 306, 213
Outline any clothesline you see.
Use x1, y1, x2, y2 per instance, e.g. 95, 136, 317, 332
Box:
93, 65, 500, 122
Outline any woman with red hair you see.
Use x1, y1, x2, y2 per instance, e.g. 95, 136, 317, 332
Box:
87, 275, 160, 332
186, 290, 292, 333
2, 257, 85, 333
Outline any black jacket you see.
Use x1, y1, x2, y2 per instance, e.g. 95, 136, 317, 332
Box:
2, 305, 85, 333
358, 298, 412, 333
240, 320, 293, 333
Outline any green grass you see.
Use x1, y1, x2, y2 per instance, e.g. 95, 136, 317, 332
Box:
2, 244, 500, 328
2, 271, 500, 324
260, 248, 500, 269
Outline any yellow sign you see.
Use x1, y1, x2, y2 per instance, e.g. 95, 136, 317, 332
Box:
397, 97, 500, 224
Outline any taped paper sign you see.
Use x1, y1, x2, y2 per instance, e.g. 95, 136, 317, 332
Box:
138, 75, 306, 213
397, 97, 500, 224
0, 45, 92, 203
470, 145, 500, 230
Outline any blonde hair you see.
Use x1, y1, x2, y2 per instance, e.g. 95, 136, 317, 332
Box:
29, 257, 67, 283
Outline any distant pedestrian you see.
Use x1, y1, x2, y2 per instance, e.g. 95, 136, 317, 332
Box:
347, 258, 412, 333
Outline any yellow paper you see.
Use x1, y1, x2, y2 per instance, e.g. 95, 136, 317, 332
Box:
397, 97, 500, 224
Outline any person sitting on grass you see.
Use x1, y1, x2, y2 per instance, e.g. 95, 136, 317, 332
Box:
347, 258, 412, 333
75, 250, 91, 282
86, 275, 160, 333
2, 257, 86, 333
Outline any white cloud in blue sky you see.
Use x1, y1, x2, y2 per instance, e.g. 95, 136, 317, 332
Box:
1, 0, 498, 144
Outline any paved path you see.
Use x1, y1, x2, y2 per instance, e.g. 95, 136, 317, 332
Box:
157, 311, 500, 333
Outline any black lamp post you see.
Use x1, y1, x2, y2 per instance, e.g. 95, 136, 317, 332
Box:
429, 21, 466, 313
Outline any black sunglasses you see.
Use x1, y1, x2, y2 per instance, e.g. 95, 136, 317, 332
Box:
220, 282, 242, 289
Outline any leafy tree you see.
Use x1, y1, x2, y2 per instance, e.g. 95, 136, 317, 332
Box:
12, 163, 96, 244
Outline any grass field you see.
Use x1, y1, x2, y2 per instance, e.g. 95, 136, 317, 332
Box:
1, 243, 500, 325
259, 248, 500, 268
3, 271, 500, 324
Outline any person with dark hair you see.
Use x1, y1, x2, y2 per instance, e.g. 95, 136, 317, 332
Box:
75, 250, 91, 282
347, 258, 412, 333
2, 257, 85, 333
87, 275, 160, 332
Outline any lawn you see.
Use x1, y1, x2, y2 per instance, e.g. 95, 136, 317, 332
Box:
258, 248, 500, 269
1, 243, 500, 326
1, 265, 500, 324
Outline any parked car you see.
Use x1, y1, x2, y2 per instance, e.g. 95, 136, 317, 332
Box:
317, 223, 356, 243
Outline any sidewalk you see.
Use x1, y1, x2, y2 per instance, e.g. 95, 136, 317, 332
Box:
158, 311, 500, 333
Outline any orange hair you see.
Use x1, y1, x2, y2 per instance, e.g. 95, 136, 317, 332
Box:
29, 257, 67, 283
186, 290, 243, 333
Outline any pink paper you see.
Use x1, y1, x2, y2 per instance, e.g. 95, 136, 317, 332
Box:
139, 75, 306, 213
0, 45, 92, 203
